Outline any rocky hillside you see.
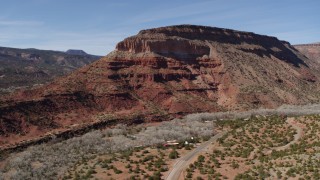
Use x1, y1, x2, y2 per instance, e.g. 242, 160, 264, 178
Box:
294, 43, 320, 63
1, 25, 320, 146
0, 47, 100, 95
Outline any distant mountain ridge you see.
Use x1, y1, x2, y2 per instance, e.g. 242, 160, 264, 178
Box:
0, 46, 101, 95
66, 49, 89, 56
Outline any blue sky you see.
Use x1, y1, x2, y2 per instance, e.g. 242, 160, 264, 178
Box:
0, 0, 319, 55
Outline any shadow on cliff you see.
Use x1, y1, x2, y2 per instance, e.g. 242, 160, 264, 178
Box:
239, 47, 308, 68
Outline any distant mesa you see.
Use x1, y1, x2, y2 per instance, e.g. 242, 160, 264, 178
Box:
294, 42, 320, 47
294, 42, 320, 63
0, 46, 100, 95
66, 49, 88, 56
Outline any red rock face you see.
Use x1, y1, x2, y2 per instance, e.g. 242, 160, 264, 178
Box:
1, 25, 320, 146
116, 36, 210, 59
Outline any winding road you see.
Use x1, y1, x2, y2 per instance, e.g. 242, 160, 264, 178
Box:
263, 117, 304, 155
274, 117, 304, 151
165, 131, 227, 180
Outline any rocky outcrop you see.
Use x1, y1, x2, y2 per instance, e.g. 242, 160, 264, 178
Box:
1, 25, 320, 147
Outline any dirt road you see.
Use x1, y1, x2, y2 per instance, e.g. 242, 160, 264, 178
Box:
275, 117, 303, 151
165, 131, 227, 180
264, 117, 304, 155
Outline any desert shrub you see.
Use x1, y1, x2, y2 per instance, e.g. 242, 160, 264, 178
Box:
186, 171, 193, 178
113, 167, 122, 174
231, 160, 240, 169
150, 171, 161, 180
198, 155, 205, 162
169, 149, 179, 159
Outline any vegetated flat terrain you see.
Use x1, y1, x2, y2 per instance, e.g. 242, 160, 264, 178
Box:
64, 139, 200, 180
1, 105, 320, 180
183, 115, 320, 180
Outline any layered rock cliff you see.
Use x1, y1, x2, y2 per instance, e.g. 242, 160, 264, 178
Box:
1, 25, 320, 146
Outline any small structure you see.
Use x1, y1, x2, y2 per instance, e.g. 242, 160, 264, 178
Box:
164, 140, 179, 146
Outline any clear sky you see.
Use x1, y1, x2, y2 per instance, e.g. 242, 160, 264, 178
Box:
0, 0, 319, 55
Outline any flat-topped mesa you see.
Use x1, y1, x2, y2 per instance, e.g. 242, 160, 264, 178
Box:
116, 28, 211, 59
116, 25, 235, 59
116, 37, 210, 60
294, 43, 320, 47
115, 25, 285, 60
294, 43, 320, 63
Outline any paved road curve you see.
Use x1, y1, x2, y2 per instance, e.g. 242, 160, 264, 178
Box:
165, 131, 227, 180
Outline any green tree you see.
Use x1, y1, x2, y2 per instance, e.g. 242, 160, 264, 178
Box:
169, 149, 179, 159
